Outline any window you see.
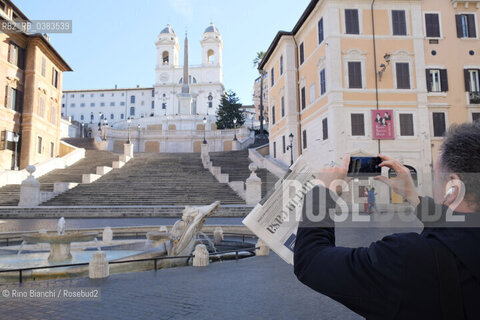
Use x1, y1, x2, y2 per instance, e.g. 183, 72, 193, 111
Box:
318, 18, 324, 44
110, 114, 114, 120
50, 106, 56, 124
38, 97, 45, 117
432, 112, 446, 137
465, 69, 480, 92
80, 115, 84, 120
348, 62, 362, 89
351, 113, 365, 136
80, 103, 85, 107
62, 103, 64, 109
162, 51, 169, 64
425, 13, 441, 38
90, 113, 94, 121
152, 90, 155, 97
110, 102, 115, 106
301, 87, 306, 110
163, 103, 167, 109
130, 107, 135, 116
80, 94, 84, 98
272, 106, 276, 124
302, 130, 307, 149
151, 101, 155, 109
8, 41, 25, 69
309, 84, 316, 103
399, 114, 414, 136
70, 103, 75, 108
121, 113, 124, 120
299, 42, 305, 65
70, 94, 75, 98
112, 93, 114, 97
100, 102, 105, 107
345, 9, 360, 34
41, 57, 46, 77
472, 113, 480, 122
120, 102, 125, 106
396, 63, 410, 89
282, 136, 286, 153
90, 103, 95, 107
392, 10, 407, 36
456, 14, 476, 38
37, 136, 42, 154
100, 93, 104, 97
426, 69, 448, 92
207, 49, 215, 63
281, 96, 285, 117
320, 69, 326, 95
130, 95, 135, 103
50, 142, 54, 158
465, 69, 480, 104
273, 141, 277, 158
52, 68, 59, 88
322, 118, 328, 140
280, 56, 284, 75
90, 93, 94, 97
5, 87, 22, 112
271, 68, 275, 86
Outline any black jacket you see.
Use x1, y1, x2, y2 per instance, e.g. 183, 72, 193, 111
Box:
294, 193, 480, 319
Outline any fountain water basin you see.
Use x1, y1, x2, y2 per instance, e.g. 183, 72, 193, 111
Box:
21, 232, 98, 262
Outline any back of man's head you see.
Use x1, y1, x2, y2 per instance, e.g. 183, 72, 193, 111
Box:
440, 121, 480, 209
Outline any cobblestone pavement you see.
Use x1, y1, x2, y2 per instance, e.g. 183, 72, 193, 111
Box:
0, 224, 421, 320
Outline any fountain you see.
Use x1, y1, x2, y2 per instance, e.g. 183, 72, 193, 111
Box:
129, 201, 221, 267
21, 217, 98, 262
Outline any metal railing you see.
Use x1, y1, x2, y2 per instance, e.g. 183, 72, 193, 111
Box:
469, 91, 480, 104
0, 246, 258, 284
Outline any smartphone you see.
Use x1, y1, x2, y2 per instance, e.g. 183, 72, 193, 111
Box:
347, 157, 382, 177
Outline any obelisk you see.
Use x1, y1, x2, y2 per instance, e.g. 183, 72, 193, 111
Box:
178, 31, 192, 115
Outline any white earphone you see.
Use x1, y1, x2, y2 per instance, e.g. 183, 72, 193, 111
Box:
444, 187, 456, 200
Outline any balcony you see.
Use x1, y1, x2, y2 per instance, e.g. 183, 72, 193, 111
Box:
469, 92, 480, 104
451, 0, 480, 8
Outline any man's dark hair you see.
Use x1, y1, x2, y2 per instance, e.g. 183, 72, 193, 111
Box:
440, 121, 480, 207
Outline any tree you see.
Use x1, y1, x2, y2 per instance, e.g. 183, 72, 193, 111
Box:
253, 51, 265, 69
216, 90, 245, 129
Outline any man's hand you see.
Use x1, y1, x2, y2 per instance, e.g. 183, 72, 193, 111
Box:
315, 155, 351, 192
374, 154, 420, 206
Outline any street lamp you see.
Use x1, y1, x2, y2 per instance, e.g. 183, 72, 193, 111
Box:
286, 133, 294, 166
127, 117, 131, 144
13, 133, 19, 171
137, 124, 141, 152
203, 117, 207, 144
80, 122, 84, 138
233, 118, 238, 141
98, 112, 103, 132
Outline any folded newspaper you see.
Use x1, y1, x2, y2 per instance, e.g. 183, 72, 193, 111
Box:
242, 156, 316, 264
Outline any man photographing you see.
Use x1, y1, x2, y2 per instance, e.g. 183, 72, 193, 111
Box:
294, 122, 480, 319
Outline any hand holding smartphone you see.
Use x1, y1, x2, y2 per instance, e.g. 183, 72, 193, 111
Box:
347, 157, 382, 177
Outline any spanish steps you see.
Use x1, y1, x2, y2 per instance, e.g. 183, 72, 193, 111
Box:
0, 139, 277, 216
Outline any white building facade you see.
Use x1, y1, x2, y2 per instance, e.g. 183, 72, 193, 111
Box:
61, 23, 224, 128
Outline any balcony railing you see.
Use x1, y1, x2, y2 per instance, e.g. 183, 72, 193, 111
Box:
469, 92, 480, 104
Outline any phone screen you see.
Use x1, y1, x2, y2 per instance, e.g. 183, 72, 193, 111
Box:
347, 157, 382, 177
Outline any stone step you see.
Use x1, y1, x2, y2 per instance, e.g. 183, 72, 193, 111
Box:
42, 152, 246, 206
0, 205, 253, 218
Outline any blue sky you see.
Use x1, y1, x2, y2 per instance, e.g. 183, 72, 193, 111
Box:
15, 0, 310, 104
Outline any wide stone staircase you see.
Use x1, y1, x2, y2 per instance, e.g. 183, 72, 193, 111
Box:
41, 153, 246, 206
0, 150, 119, 206
209, 150, 278, 198
62, 138, 99, 150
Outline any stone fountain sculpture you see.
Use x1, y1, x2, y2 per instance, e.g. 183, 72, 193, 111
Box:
22, 217, 98, 262
141, 201, 220, 267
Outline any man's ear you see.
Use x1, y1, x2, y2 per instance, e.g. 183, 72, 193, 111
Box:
443, 174, 463, 207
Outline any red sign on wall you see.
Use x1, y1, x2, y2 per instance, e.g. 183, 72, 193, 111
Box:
371, 110, 395, 140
